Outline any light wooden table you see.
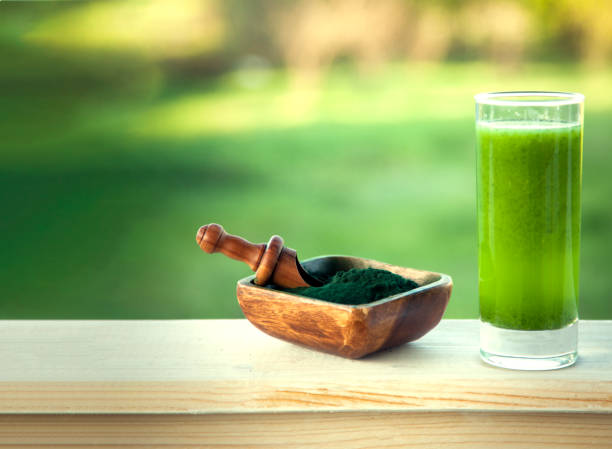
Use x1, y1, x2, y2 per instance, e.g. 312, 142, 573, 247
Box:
0, 319, 610, 448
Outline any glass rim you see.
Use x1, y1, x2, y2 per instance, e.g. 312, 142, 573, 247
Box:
474, 91, 584, 107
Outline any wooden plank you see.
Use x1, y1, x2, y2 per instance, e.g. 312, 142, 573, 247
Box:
0, 320, 611, 414
0, 412, 611, 448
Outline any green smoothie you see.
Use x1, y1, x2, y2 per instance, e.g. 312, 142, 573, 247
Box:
476, 121, 582, 331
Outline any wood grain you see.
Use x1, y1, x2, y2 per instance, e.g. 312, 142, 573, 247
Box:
0, 412, 611, 448
1, 319, 611, 448
196, 223, 316, 287
0, 320, 610, 414
237, 256, 452, 358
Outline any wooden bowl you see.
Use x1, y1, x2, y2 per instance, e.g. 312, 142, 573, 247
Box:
236, 255, 453, 359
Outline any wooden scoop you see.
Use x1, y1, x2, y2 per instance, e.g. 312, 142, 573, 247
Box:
195, 223, 323, 288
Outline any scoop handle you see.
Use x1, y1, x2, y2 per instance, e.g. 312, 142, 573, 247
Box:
196, 223, 284, 285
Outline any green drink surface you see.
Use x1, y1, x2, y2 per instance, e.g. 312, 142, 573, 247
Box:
477, 121, 582, 330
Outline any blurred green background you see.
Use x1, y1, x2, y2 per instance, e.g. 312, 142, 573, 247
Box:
1, 0, 611, 319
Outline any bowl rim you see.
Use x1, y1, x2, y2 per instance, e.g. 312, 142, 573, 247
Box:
236, 254, 453, 309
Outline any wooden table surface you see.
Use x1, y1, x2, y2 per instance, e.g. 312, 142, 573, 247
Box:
0, 319, 611, 448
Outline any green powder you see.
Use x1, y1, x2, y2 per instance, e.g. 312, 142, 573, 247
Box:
282, 268, 419, 305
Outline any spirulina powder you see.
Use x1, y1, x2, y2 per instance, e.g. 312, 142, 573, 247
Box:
283, 268, 418, 305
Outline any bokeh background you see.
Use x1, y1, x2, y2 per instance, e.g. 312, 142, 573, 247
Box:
1, 0, 611, 319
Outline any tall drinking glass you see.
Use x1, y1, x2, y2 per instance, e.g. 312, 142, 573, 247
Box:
475, 92, 584, 370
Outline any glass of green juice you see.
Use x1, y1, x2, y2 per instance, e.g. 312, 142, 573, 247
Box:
475, 91, 584, 370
